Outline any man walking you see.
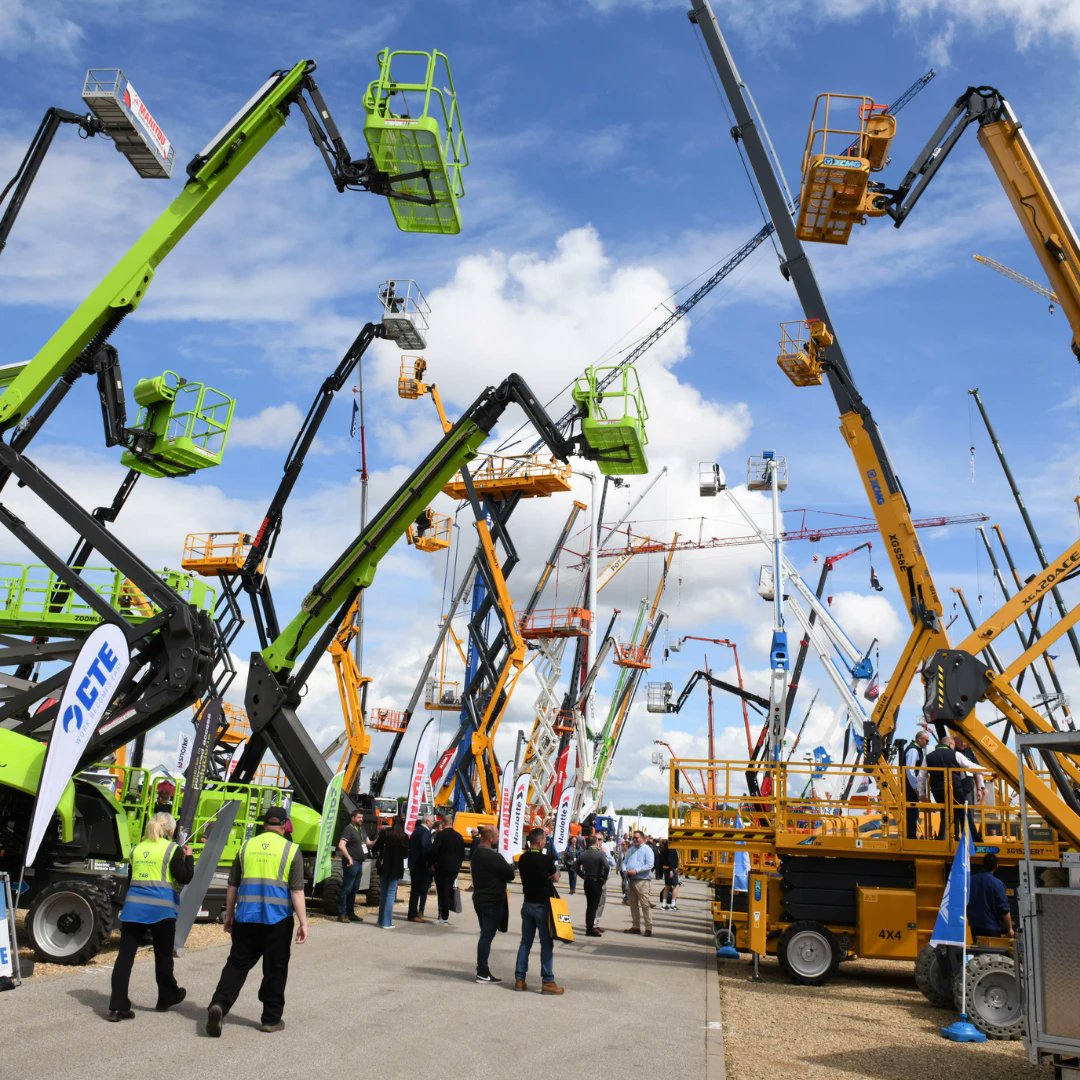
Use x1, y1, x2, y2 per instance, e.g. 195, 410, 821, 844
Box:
407, 814, 434, 922
574, 835, 609, 937
429, 819, 466, 924
903, 730, 929, 839
470, 825, 515, 983
206, 806, 308, 1036
515, 826, 564, 994
622, 830, 654, 937
335, 808, 368, 923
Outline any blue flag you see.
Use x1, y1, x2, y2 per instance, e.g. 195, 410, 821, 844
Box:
733, 813, 750, 893
811, 746, 831, 780
930, 821, 974, 947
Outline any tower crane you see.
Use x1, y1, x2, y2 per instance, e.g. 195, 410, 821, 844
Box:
973, 254, 1057, 305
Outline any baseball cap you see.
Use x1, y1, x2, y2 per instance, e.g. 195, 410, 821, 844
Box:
262, 806, 289, 826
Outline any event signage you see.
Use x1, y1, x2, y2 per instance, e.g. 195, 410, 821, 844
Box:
314, 772, 345, 886
404, 720, 435, 834
26, 625, 129, 866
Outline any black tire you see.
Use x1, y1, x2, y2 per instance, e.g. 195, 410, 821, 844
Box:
914, 944, 955, 1008
27, 880, 113, 965
778, 921, 840, 985
953, 953, 1024, 1040
321, 859, 344, 916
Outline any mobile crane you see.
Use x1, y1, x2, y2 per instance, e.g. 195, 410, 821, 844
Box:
671, 3, 1080, 1021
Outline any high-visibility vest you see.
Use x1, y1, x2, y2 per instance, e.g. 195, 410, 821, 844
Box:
235, 831, 298, 925
120, 837, 180, 924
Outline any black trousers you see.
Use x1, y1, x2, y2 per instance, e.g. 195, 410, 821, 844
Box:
408, 866, 431, 918
583, 879, 603, 932
210, 917, 293, 1024
474, 898, 500, 975
110, 918, 179, 1011
905, 801, 921, 840
434, 871, 457, 921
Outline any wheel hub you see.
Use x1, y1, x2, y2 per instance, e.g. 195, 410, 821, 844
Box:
56, 911, 82, 934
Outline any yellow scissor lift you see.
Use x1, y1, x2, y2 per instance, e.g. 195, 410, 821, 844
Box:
795, 94, 895, 245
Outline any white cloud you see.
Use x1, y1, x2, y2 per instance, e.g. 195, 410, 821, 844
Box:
229, 402, 306, 449
0, 1, 82, 58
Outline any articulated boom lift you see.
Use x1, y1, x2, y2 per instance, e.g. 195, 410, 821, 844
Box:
672, 1, 1080, 1009
231, 370, 649, 815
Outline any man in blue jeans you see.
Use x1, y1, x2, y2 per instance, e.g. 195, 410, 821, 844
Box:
514, 827, 565, 995
335, 809, 368, 923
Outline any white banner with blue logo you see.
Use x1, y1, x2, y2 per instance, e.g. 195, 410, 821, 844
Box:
553, 780, 574, 854
930, 821, 974, 947
25, 624, 129, 867
733, 813, 751, 893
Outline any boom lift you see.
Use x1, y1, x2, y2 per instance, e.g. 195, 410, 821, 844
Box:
672, 0, 1080, 1009
230, 369, 648, 815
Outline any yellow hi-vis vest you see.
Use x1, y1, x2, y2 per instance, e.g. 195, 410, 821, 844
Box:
120, 837, 179, 924
235, 831, 298, 925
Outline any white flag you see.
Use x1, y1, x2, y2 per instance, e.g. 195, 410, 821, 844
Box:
404, 719, 435, 834
226, 740, 245, 779
497, 779, 514, 861
26, 625, 129, 866
499, 771, 531, 863
175, 732, 192, 774
553, 781, 574, 854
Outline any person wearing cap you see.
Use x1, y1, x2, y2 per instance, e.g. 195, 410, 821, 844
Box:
205, 805, 308, 1036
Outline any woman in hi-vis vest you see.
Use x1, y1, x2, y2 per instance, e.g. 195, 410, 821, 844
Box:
108, 811, 194, 1022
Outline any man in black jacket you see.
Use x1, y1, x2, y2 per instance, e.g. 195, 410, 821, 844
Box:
470, 825, 515, 983
574, 836, 609, 937
925, 736, 965, 839
407, 814, 434, 922
429, 820, 466, 924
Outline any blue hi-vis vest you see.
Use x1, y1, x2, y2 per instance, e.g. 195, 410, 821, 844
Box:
120, 837, 180, 924
235, 831, 298, 925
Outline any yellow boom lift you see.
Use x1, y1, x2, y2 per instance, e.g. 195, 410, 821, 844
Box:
674, 3, 1080, 1032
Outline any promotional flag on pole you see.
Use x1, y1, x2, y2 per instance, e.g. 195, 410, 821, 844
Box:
26, 625, 129, 867
350, 399, 359, 439
225, 740, 245, 780
733, 813, 751, 893
314, 772, 345, 886
497, 779, 514, 862
176, 696, 223, 844
553, 781, 574, 854
930, 821, 973, 947
404, 719, 435, 834
429, 744, 455, 798
175, 732, 192, 775
508, 771, 530, 855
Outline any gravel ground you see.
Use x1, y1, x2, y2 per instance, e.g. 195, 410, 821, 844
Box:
717, 954, 1044, 1080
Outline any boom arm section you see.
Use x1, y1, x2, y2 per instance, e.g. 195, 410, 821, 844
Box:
877, 86, 1080, 362
235, 372, 624, 810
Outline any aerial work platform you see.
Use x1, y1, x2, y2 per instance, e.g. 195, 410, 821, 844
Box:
181, 532, 254, 576
442, 454, 573, 501
572, 365, 649, 476
0, 562, 215, 635
520, 607, 592, 640
796, 94, 895, 245
369, 707, 408, 733
362, 49, 468, 235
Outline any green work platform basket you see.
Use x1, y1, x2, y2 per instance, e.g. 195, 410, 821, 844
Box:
572, 365, 649, 476
120, 370, 235, 478
0, 562, 216, 636
363, 48, 468, 235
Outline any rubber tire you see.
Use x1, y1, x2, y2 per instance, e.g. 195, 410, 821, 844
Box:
915, 944, 955, 1008
321, 859, 344, 916
27, 880, 113, 965
779, 921, 841, 986
953, 953, 1025, 1040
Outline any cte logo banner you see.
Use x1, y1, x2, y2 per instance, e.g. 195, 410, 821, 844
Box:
25, 624, 130, 867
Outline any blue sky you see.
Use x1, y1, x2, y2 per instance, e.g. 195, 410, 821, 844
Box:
1, 0, 1077, 808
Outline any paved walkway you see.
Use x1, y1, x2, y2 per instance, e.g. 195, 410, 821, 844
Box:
5, 875, 721, 1080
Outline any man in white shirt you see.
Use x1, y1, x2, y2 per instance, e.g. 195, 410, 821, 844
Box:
903, 730, 929, 839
